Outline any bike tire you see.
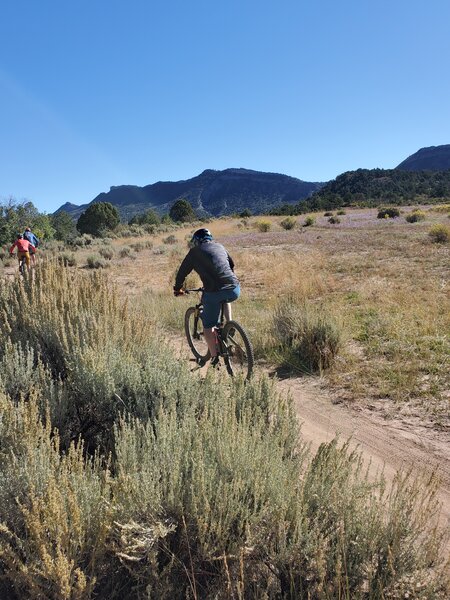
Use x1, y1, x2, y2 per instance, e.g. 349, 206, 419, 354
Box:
184, 306, 211, 362
222, 320, 254, 380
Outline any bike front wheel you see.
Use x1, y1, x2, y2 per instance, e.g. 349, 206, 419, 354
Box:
222, 320, 254, 380
185, 307, 211, 362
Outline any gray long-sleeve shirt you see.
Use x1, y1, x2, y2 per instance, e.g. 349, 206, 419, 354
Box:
175, 241, 239, 292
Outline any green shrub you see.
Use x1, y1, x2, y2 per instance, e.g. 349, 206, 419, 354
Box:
428, 223, 450, 243
280, 217, 297, 230
169, 199, 195, 223
377, 207, 400, 219
77, 202, 120, 237
405, 210, 426, 223
255, 220, 271, 232
430, 203, 450, 213
0, 264, 447, 599
328, 216, 341, 224
99, 247, 114, 260
119, 246, 132, 258
273, 297, 342, 372
131, 241, 145, 252
337, 209, 346, 215
303, 215, 315, 227
324, 211, 334, 217
57, 252, 77, 267
163, 234, 177, 245
86, 254, 107, 269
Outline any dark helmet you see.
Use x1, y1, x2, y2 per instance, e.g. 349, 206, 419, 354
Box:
191, 228, 213, 246
25, 227, 31, 232
17, 234, 23, 239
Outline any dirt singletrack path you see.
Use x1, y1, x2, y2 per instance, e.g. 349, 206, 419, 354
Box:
172, 338, 449, 548
278, 376, 450, 543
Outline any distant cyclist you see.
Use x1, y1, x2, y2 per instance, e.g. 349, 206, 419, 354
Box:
23, 226, 39, 264
173, 228, 240, 362
9, 234, 36, 271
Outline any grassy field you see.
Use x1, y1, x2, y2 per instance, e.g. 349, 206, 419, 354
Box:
19, 205, 447, 429
1, 204, 449, 598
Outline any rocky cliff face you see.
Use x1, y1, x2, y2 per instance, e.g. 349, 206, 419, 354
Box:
55, 168, 323, 220
396, 145, 450, 171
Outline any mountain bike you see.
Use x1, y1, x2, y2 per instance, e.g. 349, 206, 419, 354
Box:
184, 288, 254, 380
18, 255, 27, 276
11, 253, 27, 276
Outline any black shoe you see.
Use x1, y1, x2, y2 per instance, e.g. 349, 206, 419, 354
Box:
210, 356, 220, 368
197, 357, 207, 367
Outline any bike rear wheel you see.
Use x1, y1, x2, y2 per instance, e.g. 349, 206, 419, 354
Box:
185, 306, 211, 362
222, 320, 254, 380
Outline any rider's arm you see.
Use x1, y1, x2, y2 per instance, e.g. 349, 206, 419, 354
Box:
9, 241, 17, 254
174, 251, 194, 290
227, 253, 235, 271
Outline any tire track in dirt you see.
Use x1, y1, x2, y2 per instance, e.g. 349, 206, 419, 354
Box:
171, 338, 449, 548
278, 376, 450, 545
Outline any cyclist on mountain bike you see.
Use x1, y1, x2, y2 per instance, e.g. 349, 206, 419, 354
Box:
174, 228, 240, 362
9, 234, 36, 271
23, 226, 39, 264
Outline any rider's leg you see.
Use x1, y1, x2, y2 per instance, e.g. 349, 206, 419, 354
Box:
223, 302, 232, 322
203, 327, 218, 357
201, 287, 240, 359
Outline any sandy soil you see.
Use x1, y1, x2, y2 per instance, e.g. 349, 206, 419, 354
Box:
278, 376, 450, 533
171, 336, 450, 549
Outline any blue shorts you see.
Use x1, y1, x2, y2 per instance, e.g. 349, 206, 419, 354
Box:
201, 285, 240, 328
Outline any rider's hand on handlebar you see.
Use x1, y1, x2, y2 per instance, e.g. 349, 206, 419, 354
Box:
173, 287, 185, 297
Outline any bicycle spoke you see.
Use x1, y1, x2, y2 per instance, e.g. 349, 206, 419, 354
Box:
222, 320, 254, 380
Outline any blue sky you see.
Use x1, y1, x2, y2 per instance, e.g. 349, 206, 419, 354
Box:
1, 0, 449, 213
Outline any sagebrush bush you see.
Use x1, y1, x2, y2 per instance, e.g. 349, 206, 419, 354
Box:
324, 211, 334, 216
99, 247, 114, 260
280, 217, 297, 230
303, 215, 315, 227
73, 233, 93, 246
328, 216, 341, 224
58, 252, 77, 267
273, 297, 342, 372
255, 220, 271, 232
405, 210, 426, 223
86, 254, 107, 269
337, 209, 346, 215
428, 223, 450, 243
163, 234, 177, 244
118, 245, 132, 258
0, 263, 447, 599
378, 207, 400, 219
430, 203, 450, 213
131, 241, 145, 252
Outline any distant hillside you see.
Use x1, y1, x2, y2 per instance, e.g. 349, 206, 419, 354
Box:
55, 169, 323, 220
397, 145, 450, 171
270, 168, 450, 214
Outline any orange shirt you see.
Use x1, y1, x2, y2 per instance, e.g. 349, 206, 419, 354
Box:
9, 239, 36, 254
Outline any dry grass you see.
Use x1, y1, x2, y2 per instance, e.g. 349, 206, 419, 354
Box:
1, 207, 448, 426
0, 259, 449, 598
75, 207, 450, 428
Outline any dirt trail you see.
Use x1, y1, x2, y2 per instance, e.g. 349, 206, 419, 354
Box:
278, 376, 450, 539
172, 338, 449, 547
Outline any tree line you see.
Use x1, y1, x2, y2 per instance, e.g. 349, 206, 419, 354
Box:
3, 168, 450, 244
0, 197, 199, 245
